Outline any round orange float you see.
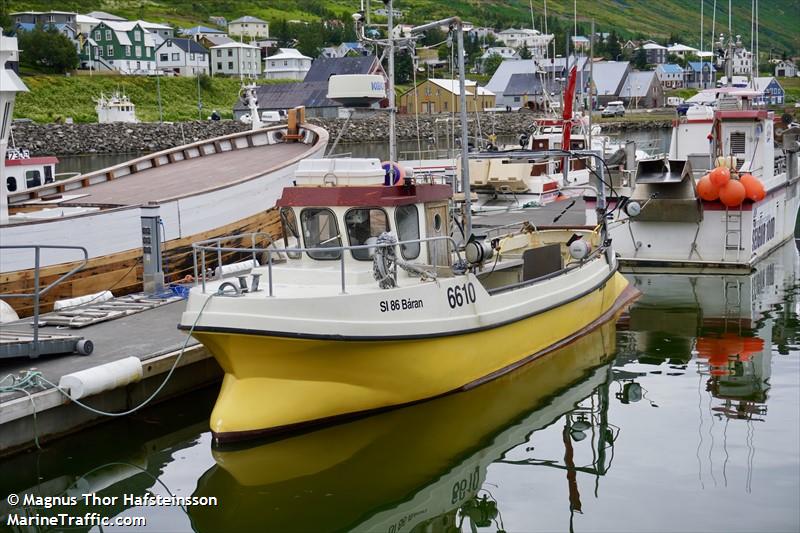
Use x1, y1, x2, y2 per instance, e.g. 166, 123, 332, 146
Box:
696, 175, 720, 201
739, 173, 766, 202
709, 166, 731, 187
719, 179, 746, 207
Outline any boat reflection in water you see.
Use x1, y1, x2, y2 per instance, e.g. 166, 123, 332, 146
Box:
617, 238, 799, 491
191, 318, 627, 532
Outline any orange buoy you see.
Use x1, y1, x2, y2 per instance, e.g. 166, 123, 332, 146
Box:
719, 179, 746, 207
709, 166, 731, 187
740, 173, 766, 202
696, 175, 720, 201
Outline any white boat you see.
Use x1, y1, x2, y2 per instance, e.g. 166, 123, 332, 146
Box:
95, 90, 137, 123
599, 91, 799, 273
0, 33, 328, 317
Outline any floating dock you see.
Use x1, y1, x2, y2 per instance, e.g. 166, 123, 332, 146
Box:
0, 298, 221, 457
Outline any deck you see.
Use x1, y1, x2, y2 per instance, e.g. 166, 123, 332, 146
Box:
68, 142, 311, 206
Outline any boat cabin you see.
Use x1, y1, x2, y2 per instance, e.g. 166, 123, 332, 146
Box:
275, 158, 454, 271
4, 149, 58, 194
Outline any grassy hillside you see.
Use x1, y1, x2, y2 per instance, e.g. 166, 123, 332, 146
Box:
4, 0, 798, 54
14, 75, 287, 123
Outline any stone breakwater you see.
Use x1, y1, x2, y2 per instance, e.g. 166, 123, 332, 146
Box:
12, 121, 251, 156
12, 115, 671, 156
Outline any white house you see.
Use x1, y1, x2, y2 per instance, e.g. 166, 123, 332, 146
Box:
155, 38, 209, 76
667, 43, 698, 59
228, 16, 269, 39
480, 47, 520, 73
136, 20, 174, 43
774, 60, 796, 78
731, 48, 752, 76
495, 28, 553, 59
210, 42, 261, 77
264, 48, 312, 80
655, 63, 684, 88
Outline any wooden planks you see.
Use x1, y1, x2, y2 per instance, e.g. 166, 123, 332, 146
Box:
1, 208, 282, 317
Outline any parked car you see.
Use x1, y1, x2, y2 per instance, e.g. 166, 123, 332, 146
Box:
601, 101, 625, 117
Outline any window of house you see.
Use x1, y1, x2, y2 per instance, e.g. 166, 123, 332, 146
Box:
6, 176, 17, 192
444, 101, 448, 111
95, 30, 100, 40
135, 46, 141, 57
395, 205, 420, 259
283, 60, 288, 66
271, 61, 275, 67
217, 62, 222, 70
25, 170, 41, 189
190, 53, 195, 61
301, 208, 342, 260
424, 86, 431, 96
172, 53, 179, 61
107, 45, 113, 56
134, 30, 141, 41
228, 61, 233, 69
160, 53, 168, 61
246, 50, 250, 57
166, 41, 172, 47
345, 208, 390, 260
126, 45, 131, 56
105, 30, 111, 40
228, 49, 233, 57
216, 50, 221, 57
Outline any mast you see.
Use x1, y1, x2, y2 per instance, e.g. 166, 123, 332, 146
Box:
387, 0, 397, 163
411, 17, 471, 238
0, 31, 30, 225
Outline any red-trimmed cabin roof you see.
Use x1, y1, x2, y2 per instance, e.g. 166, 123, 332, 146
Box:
5, 156, 59, 167
277, 183, 452, 207
713, 109, 771, 121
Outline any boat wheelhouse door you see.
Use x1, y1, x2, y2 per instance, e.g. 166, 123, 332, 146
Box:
424, 201, 450, 268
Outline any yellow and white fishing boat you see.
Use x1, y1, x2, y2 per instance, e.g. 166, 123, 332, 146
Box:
178, 13, 636, 443
179, 154, 636, 442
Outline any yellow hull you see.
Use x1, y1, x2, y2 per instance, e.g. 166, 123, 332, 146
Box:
194, 272, 633, 440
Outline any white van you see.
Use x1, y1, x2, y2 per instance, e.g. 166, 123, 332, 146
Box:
666, 96, 685, 107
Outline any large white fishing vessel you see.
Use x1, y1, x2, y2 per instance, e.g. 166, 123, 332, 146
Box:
602, 92, 799, 272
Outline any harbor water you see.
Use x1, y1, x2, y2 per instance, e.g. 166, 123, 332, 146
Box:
1, 239, 797, 532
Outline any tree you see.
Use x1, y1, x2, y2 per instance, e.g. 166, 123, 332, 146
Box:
394, 49, 413, 85
634, 48, 649, 70
483, 52, 503, 76
16, 26, 78, 74
517, 46, 531, 59
607, 31, 622, 60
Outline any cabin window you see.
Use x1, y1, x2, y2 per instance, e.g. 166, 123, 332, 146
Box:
0, 102, 10, 140
300, 208, 342, 260
26, 170, 41, 189
6, 176, 17, 192
345, 208, 389, 260
280, 207, 301, 259
395, 204, 420, 260
44, 165, 53, 184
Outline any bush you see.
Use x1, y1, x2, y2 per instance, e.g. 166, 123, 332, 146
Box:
16, 25, 78, 74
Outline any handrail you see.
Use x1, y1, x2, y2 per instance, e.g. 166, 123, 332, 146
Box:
190, 234, 463, 296
0, 245, 89, 355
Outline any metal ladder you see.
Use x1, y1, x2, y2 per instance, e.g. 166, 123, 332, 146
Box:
724, 206, 743, 261
723, 278, 743, 336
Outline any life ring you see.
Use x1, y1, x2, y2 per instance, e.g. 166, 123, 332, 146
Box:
381, 161, 405, 186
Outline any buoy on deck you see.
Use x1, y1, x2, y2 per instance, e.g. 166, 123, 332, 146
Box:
697, 175, 720, 201
719, 179, 746, 207
739, 173, 766, 201
709, 166, 731, 187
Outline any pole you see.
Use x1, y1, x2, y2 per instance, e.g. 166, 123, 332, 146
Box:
156, 71, 163, 122
197, 73, 202, 119
388, 0, 396, 163
700, 0, 704, 90
589, 20, 594, 150
456, 23, 471, 239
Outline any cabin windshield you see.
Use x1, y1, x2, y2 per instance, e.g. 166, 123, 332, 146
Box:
395, 204, 420, 259
300, 208, 342, 260
280, 207, 301, 259
345, 208, 389, 261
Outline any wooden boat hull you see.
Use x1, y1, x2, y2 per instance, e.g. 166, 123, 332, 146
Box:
192, 272, 635, 442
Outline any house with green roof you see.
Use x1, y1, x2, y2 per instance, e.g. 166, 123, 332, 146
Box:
80, 20, 156, 74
